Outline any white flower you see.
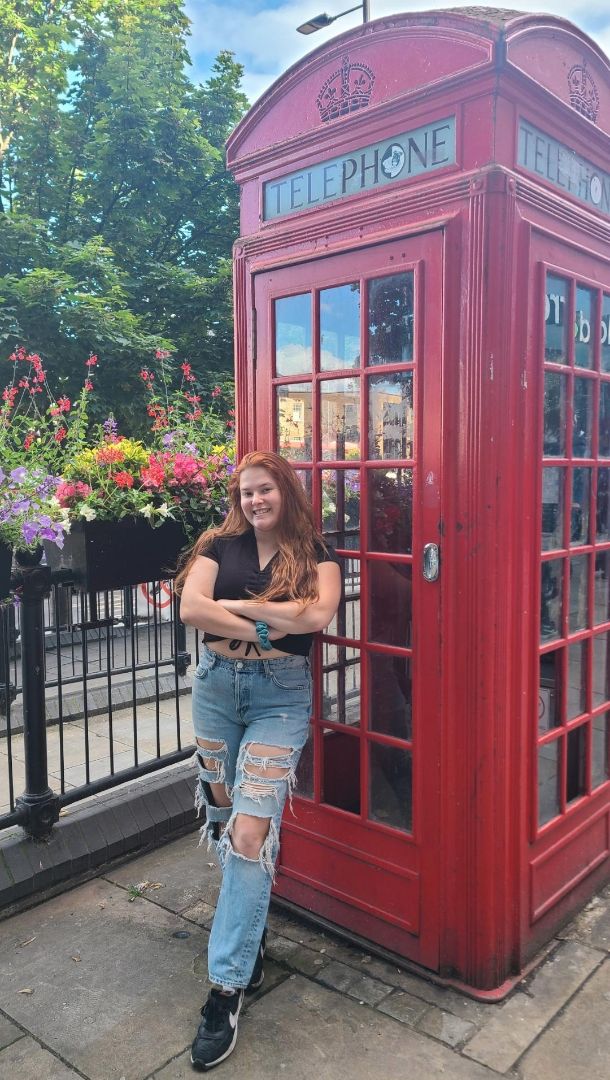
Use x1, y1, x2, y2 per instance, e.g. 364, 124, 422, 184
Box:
156, 502, 170, 519
139, 504, 154, 519
79, 505, 97, 521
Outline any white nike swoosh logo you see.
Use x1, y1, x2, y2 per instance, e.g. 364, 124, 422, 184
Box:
229, 1010, 238, 1029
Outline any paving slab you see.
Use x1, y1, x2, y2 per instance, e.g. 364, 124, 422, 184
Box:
316, 958, 394, 1006
463, 940, 604, 1072
151, 974, 500, 1080
104, 831, 221, 913
0, 877, 208, 1080
0, 1010, 22, 1050
416, 1006, 476, 1048
0, 1035, 82, 1078
559, 884, 610, 953
520, 958, 610, 1080
376, 988, 430, 1026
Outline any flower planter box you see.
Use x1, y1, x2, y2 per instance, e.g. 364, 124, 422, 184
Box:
0, 541, 12, 600
44, 517, 190, 592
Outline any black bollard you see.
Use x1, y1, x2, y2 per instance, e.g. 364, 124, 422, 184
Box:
12, 547, 60, 838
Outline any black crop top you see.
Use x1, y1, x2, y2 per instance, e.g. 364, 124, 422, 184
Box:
200, 530, 341, 656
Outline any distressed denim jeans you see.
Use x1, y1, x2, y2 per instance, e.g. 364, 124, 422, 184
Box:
192, 645, 311, 990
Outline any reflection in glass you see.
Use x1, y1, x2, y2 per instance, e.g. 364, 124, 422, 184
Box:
600, 383, 610, 458
369, 469, 412, 554
321, 470, 360, 550
276, 383, 312, 461
569, 555, 589, 633
575, 286, 594, 369
368, 561, 412, 647
322, 646, 360, 727
541, 559, 563, 641
573, 378, 593, 458
539, 650, 562, 734
538, 740, 560, 826
566, 725, 587, 803
320, 378, 360, 460
294, 469, 312, 502
596, 468, 610, 539
543, 373, 566, 457
275, 294, 312, 376
320, 284, 360, 370
542, 468, 564, 551
368, 372, 413, 460
369, 743, 412, 832
368, 272, 414, 365
322, 729, 360, 814
592, 712, 609, 788
328, 556, 361, 639
571, 468, 590, 545
593, 631, 610, 708
594, 552, 610, 626
567, 641, 587, 720
295, 724, 314, 799
602, 296, 610, 374
369, 652, 412, 740
545, 274, 569, 364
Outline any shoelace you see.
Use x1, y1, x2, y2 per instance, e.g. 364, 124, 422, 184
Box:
200, 990, 236, 1032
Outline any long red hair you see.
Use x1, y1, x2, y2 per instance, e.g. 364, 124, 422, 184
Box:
174, 451, 326, 603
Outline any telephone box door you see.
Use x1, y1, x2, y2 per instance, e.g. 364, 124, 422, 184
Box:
253, 231, 443, 967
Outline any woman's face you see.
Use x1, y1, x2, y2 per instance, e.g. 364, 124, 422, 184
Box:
239, 466, 282, 536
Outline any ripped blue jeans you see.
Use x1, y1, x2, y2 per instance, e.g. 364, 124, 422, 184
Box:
192, 645, 311, 990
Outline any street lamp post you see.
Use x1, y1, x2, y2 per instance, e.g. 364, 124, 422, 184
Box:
297, 1, 370, 35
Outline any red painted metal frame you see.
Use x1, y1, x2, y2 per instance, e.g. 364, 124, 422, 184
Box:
228, 9, 610, 991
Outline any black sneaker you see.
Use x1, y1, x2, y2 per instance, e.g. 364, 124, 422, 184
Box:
246, 928, 267, 993
190, 988, 244, 1071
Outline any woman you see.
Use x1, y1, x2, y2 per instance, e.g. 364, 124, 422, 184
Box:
176, 450, 341, 1071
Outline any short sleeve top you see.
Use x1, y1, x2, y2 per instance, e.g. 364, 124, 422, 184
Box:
200, 529, 341, 656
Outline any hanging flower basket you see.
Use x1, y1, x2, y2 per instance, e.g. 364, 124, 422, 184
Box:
43, 517, 190, 592
0, 540, 13, 600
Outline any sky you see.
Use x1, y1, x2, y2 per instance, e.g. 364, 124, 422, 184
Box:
184, 1, 610, 104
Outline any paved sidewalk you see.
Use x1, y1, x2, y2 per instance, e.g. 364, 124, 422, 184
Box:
0, 832, 608, 1080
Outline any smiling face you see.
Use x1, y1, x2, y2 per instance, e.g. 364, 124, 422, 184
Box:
239, 466, 282, 537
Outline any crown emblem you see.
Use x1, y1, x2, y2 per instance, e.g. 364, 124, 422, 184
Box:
567, 63, 599, 123
316, 54, 375, 123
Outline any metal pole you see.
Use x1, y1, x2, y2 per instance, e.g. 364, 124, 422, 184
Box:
363, 0, 370, 22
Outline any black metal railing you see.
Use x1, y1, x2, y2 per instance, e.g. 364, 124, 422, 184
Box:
0, 558, 200, 837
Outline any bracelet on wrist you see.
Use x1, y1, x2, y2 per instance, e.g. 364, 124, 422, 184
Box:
255, 620, 273, 652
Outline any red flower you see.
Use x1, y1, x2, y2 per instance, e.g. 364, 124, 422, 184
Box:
211, 385, 221, 398
2, 386, 17, 406
84, 379, 93, 391
183, 392, 201, 405
23, 433, 34, 450
114, 471, 134, 488
96, 445, 125, 465
86, 355, 98, 367
180, 361, 195, 383
141, 460, 166, 489
186, 409, 202, 422
139, 369, 154, 382
155, 349, 171, 360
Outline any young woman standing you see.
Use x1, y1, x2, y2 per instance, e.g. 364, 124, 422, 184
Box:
176, 450, 341, 1071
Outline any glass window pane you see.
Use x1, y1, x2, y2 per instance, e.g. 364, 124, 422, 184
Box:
545, 275, 569, 364
539, 650, 563, 734
322, 729, 360, 814
327, 556, 361, 639
369, 652, 412, 739
569, 554, 589, 633
294, 469, 312, 501
321, 469, 360, 550
593, 631, 610, 709
571, 468, 590, 545
575, 286, 594, 369
538, 740, 561, 826
566, 725, 587, 803
602, 295, 610, 374
592, 711, 609, 788
542, 468, 564, 551
320, 378, 360, 460
369, 743, 412, 832
295, 724, 314, 799
541, 559, 563, 642
369, 468, 412, 555
596, 468, 610, 539
276, 383, 312, 461
599, 383, 610, 458
320, 284, 360, 371
573, 378, 593, 458
567, 641, 587, 720
368, 561, 412, 647
322, 646, 360, 727
543, 373, 567, 457
368, 272, 414, 366
594, 552, 610, 626
368, 372, 413, 460
275, 294, 312, 376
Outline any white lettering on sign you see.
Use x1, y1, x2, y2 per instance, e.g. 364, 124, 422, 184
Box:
518, 120, 610, 218
263, 117, 456, 221
545, 291, 610, 344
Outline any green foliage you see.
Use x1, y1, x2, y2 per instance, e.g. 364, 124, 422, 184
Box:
0, 2, 248, 426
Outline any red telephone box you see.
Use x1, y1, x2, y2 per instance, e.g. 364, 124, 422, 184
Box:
226, 8, 610, 995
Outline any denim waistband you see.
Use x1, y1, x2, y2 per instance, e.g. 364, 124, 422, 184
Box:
201, 643, 309, 674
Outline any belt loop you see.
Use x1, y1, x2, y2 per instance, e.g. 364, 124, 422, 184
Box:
263, 659, 271, 677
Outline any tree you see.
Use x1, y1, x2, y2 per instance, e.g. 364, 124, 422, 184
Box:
0, 1, 247, 428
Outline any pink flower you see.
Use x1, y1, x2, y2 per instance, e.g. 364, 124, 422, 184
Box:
172, 453, 201, 484
86, 355, 98, 367
141, 460, 166, 489
114, 471, 134, 489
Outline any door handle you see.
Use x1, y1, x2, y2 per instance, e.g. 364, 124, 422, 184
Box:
422, 543, 440, 582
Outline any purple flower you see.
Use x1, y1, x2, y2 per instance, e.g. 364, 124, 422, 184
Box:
103, 416, 118, 438
10, 467, 26, 483
21, 522, 38, 545
0, 467, 5, 484
162, 431, 176, 448
11, 499, 31, 513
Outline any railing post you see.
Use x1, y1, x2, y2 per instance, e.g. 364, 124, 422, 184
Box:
175, 608, 191, 677
12, 550, 60, 838
0, 602, 17, 716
